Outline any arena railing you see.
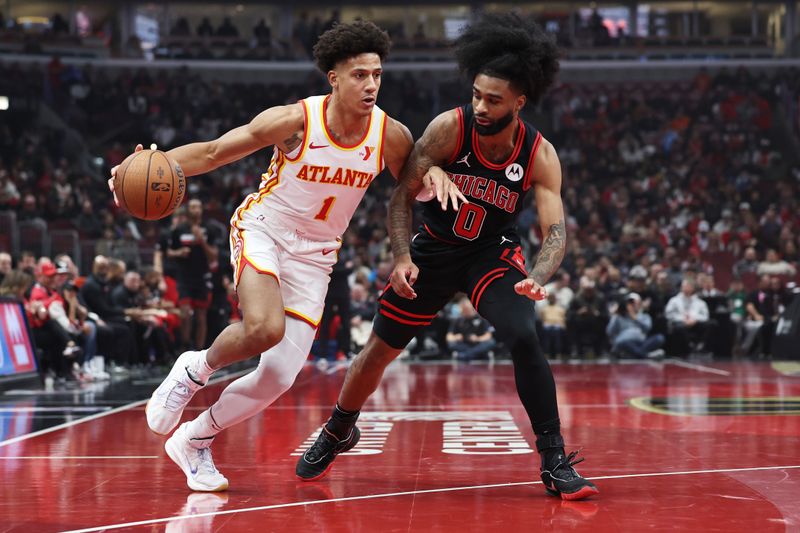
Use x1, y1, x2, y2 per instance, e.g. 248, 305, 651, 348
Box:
2, 54, 800, 83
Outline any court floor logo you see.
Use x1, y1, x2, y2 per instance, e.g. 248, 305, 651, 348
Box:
292, 411, 533, 456
630, 397, 800, 416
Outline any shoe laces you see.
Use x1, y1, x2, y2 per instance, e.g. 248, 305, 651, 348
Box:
305, 429, 338, 462
194, 447, 218, 475
550, 450, 585, 481
163, 379, 193, 411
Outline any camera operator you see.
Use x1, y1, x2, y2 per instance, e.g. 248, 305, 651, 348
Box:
606, 292, 665, 358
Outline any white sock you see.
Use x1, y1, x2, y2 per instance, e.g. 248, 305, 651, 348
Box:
187, 350, 215, 384
186, 408, 223, 442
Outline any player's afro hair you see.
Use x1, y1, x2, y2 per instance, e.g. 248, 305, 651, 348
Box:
313, 20, 392, 73
454, 13, 560, 104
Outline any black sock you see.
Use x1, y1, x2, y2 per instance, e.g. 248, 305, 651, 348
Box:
535, 431, 565, 469
324, 403, 360, 439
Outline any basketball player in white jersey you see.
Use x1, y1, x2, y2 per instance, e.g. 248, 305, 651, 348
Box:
109, 21, 465, 491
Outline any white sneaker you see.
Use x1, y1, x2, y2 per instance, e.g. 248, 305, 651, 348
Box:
89, 356, 111, 380
147, 351, 206, 435
165, 423, 228, 492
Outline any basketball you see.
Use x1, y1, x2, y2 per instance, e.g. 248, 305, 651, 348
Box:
113, 149, 186, 220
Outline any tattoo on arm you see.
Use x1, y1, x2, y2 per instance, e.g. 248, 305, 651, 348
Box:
389, 145, 428, 258
282, 132, 302, 152
389, 124, 448, 258
388, 189, 412, 258
530, 219, 566, 286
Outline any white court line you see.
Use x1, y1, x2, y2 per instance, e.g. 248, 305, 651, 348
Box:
61, 464, 800, 533
666, 359, 732, 376
0, 399, 149, 449
0, 455, 158, 460
0, 367, 255, 449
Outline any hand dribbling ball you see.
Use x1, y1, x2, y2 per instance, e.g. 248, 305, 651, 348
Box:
113, 149, 185, 220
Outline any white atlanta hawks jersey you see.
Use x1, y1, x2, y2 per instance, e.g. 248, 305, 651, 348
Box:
231, 94, 387, 243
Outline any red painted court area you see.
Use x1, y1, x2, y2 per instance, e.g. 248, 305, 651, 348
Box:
2, 360, 800, 532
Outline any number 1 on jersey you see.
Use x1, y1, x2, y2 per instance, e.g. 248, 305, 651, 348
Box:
314, 196, 337, 221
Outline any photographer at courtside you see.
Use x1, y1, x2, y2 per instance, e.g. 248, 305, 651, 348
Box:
606, 292, 665, 359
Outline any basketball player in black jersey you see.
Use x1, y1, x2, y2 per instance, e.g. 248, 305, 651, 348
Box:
297, 13, 598, 500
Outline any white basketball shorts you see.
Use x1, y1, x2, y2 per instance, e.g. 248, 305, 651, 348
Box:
229, 201, 340, 328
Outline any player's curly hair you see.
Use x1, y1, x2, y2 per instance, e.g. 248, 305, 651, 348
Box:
313, 20, 392, 73
454, 13, 560, 104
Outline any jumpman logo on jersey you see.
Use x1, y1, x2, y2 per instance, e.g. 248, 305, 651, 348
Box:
457, 152, 471, 167
500, 236, 514, 246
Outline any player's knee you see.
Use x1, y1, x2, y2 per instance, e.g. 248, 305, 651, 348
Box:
254, 335, 306, 396
276, 372, 296, 394
243, 315, 285, 353
497, 319, 539, 351
255, 362, 298, 396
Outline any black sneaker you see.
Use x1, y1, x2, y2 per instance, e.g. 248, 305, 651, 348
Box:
541, 450, 599, 500
296, 425, 361, 481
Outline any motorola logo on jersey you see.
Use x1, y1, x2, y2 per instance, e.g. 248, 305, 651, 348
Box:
505, 163, 523, 182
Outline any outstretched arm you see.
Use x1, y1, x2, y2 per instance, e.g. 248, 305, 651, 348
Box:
167, 103, 305, 177
515, 139, 566, 300
109, 103, 305, 203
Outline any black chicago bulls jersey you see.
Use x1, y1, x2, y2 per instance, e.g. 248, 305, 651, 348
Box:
419, 104, 543, 245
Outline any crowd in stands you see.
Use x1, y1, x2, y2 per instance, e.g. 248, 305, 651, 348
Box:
0, 200, 234, 383
1, 55, 800, 382
1, 9, 446, 61
3, 8, 778, 61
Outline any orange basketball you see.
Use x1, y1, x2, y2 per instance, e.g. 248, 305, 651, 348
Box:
113, 149, 186, 220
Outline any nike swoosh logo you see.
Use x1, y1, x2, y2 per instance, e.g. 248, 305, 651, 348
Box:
309, 143, 328, 149
321, 248, 336, 255
184, 452, 198, 475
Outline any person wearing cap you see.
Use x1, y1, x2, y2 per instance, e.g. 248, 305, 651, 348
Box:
626, 265, 651, 299
47, 258, 107, 380
606, 292, 665, 358
30, 262, 64, 309
29, 261, 83, 380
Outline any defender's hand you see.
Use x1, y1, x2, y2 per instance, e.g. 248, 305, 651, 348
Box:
425, 166, 468, 211
514, 278, 548, 301
108, 143, 144, 206
390, 254, 419, 300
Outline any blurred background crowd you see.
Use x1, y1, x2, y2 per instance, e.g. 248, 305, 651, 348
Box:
1, 4, 800, 384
